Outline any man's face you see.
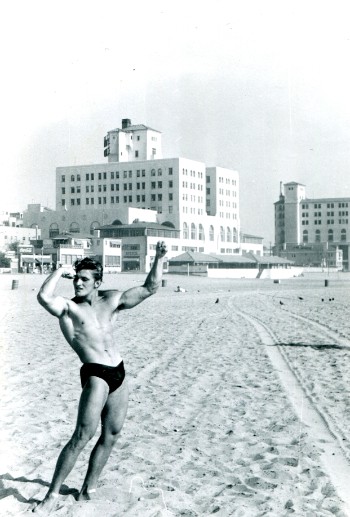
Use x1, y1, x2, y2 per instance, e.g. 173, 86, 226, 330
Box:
73, 269, 99, 297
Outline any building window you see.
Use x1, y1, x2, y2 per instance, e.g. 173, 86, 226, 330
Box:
191, 223, 197, 240
71, 187, 75, 194
124, 196, 127, 202
135, 151, 139, 158
77, 199, 81, 205
111, 196, 114, 204
158, 168, 162, 176
315, 229, 321, 242
151, 194, 156, 201
341, 229, 347, 241
158, 194, 162, 201
328, 229, 334, 242
91, 173, 94, 180
158, 181, 162, 188
111, 171, 114, 179
62, 187, 65, 194
98, 197, 102, 204
169, 167, 173, 175
91, 198, 94, 204
183, 222, 188, 239
151, 169, 156, 176
151, 182, 156, 189
199, 224, 204, 240
71, 199, 75, 206
98, 173, 102, 180
303, 230, 308, 243
62, 175, 65, 182
209, 225, 214, 241
86, 198, 90, 205
103, 172, 107, 179
86, 173, 90, 181
49, 223, 59, 238
220, 226, 225, 242
169, 193, 173, 201
71, 175, 75, 182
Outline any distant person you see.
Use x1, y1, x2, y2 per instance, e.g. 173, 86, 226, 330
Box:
32, 241, 167, 513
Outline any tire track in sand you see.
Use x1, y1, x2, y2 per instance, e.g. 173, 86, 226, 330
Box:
228, 300, 350, 515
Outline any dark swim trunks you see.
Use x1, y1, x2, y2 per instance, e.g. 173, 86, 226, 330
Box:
80, 361, 125, 394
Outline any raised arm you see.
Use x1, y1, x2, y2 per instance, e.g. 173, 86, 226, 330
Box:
117, 241, 167, 310
37, 267, 73, 317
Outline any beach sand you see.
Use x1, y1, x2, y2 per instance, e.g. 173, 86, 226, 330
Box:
1, 272, 350, 516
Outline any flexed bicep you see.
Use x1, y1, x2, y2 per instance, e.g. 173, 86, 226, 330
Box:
117, 286, 151, 310
37, 293, 69, 318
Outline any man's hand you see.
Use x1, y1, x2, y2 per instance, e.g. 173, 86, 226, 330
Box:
156, 241, 167, 258
60, 266, 76, 279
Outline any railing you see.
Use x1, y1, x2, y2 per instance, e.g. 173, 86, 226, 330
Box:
59, 244, 84, 249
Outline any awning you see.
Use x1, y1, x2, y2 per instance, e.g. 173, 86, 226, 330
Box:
21, 255, 52, 264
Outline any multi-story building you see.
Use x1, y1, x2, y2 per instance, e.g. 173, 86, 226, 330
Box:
274, 181, 350, 270
23, 119, 242, 271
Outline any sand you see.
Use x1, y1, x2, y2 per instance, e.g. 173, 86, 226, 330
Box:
1, 272, 350, 516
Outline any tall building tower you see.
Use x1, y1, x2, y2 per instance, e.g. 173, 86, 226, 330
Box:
283, 182, 306, 244
104, 119, 162, 162
274, 181, 350, 270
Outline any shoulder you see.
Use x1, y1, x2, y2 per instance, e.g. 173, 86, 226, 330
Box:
99, 290, 123, 309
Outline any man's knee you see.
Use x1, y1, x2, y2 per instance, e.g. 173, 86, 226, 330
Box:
102, 427, 122, 447
71, 425, 96, 448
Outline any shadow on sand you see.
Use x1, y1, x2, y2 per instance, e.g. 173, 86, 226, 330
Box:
276, 342, 349, 351
0, 472, 78, 505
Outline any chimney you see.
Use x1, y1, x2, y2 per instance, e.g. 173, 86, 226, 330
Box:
122, 119, 131, 129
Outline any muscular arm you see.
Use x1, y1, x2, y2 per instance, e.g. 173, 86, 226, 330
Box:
37, 267, 72, 317
117, 241, 167, 310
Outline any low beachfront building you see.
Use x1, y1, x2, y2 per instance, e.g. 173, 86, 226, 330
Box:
168, 251, 297, 279
99, 221, 181, 272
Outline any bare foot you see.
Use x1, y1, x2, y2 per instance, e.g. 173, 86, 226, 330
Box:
76, 488, 96, 501
31, 493, 59, 514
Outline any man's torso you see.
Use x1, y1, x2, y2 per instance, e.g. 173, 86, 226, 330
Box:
59, 293, 122, 366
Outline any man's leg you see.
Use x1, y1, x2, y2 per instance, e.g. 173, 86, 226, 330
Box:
77, 379, 129, 500
33, 377, 109, 513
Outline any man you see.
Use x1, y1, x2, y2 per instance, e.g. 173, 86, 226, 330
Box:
33, 240, 167, 513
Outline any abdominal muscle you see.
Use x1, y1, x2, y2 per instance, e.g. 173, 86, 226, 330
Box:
59, 313, 122, 366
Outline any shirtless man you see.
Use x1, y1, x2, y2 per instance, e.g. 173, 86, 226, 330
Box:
33, 240, 167, 513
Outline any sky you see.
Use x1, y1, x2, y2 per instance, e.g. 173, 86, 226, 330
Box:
1, 0, 350, 244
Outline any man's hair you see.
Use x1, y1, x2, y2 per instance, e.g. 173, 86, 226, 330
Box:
73, 257, 103, 282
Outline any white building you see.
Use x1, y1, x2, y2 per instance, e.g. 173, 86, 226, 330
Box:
23, 119, 245, 271
274, 181, 350, 270
0, 225, 40, 253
